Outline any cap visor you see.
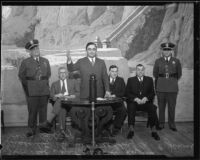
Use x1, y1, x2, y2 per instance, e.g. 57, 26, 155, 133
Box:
29, 44, 38, 50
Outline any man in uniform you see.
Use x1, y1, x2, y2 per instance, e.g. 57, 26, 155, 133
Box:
18, 39, 51, 137
153, 42, 182, 131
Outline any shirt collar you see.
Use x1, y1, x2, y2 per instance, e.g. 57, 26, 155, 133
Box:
88, 57, 96, 62
137, 76, 143, 81
164, 56, 171, 61
110, 77, 116, 82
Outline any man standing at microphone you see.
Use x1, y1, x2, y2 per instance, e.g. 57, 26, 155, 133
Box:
66, 42, 112, 138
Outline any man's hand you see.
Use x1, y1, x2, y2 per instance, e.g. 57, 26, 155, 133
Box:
110, 94, 116, 98
104, 91, 111, 98
54, 93, 64, 98
66, 50, 72, 63
141, 97, 148, 104
67, 95, 76, 98
134, 98, 142, 105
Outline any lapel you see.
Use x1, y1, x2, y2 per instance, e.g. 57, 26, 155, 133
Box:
57, 80, 61, 93
87, 57, 97, 67
66, 79, 70, 93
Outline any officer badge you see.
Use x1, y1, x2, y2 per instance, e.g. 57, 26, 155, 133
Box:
172, 61, 176, 64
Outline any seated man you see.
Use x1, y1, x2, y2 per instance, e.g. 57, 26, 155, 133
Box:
39, 67, 80, 141
105, 65, 127, 136
125, 64, 160, 140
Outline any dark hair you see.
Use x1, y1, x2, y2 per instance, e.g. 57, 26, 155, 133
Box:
109, 65, 118, 71
86, 42, 97, 50
136, 64, 144, 68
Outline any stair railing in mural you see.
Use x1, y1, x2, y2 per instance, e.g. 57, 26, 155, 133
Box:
105, 6, 150, 45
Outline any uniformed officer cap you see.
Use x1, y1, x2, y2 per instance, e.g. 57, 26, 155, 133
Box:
160, 42, 175, 51
25, 39, 39, 50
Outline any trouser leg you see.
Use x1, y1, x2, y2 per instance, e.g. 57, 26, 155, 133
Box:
59, 107, 67, 130
27, 96, 38, 131
112, 103, 127, 129
38, 96, 48, 125
167, 92, 177, 128
157, 92, 167, 126
142, 103, 158, 129
127, 102, 137, 127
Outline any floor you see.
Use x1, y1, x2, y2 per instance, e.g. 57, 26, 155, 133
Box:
1, 122, 194, 157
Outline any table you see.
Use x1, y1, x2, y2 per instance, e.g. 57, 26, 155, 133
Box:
61, 97, 123, 145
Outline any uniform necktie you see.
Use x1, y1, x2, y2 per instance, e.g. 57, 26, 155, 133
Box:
61, 80, 66, 94
165, 58, 169, 63
36, 57, 39, 63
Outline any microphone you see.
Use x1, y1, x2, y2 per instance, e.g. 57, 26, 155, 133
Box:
89, 74, 97, 103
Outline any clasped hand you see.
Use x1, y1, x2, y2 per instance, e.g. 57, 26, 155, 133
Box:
134, 97, 148, 105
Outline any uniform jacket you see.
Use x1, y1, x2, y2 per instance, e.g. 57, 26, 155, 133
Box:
18, 56, 51, 96
109, 76, 126, 98
125, 76, 155, 103
50, 79, 80, 101
153, 56, 182, 92
67, 57, 109, 99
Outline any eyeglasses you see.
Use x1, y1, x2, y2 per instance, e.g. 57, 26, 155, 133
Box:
87, 48, 97, 51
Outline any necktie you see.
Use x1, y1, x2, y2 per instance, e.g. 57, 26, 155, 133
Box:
165, 58, 168, 63
139, 77, 143, 95
139, 77, 142, 82
61, 80, 66, 94
91, 58, 95, 66
111, 78, 115, 85
36, 57, 39, 63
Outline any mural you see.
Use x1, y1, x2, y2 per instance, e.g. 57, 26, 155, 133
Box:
1, 4, 194, 126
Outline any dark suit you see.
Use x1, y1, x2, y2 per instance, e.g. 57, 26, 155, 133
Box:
67, 57, 112, 137
109, 76, 127, 129
153, 56, 182, 128
18, 56, 51, 131
50, 79, 80, 130
67, 57, 109, 99
125, 76, 159, 128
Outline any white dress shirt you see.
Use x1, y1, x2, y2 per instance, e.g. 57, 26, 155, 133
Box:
60, 79, 69, 95
88, 57, 96, 64
137, 76, 143, 82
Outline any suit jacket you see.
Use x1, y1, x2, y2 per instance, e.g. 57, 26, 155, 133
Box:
109, 76, 126, 98
67, 57, 109, 99
125, 76, 155, 103
50, 79, 80, 101
18, 56, 51, 96
153, 56, 182, 92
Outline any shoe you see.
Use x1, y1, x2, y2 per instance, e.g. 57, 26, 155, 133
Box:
26, 130, 36, 137
39, 121, 53, 133
170, 127, 177, 131
127, 130, 134, 139
152, 132, 160, 140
